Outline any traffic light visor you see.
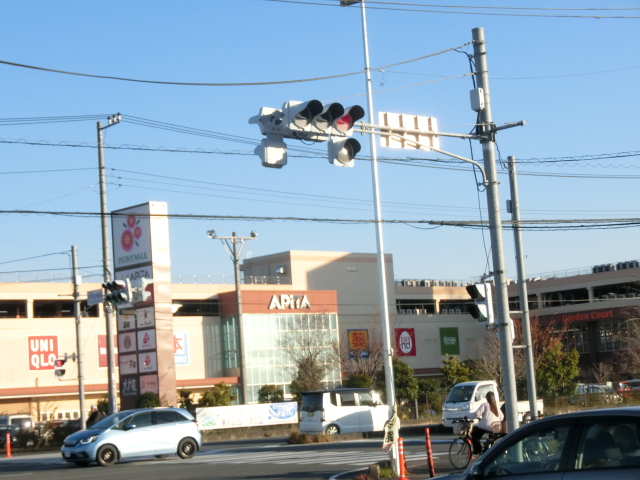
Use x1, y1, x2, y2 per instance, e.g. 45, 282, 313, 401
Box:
292, 100, 323, 128
313, 103, 344, 131
466, 284, 485, 301
336, 138, 361, 165
334, 105, 365, 132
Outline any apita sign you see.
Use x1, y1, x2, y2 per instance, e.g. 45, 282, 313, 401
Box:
268, 294, 311, 310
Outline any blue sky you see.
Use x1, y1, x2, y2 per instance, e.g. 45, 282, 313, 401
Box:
1, 0, 639, 285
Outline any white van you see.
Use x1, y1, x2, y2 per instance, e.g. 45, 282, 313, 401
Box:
0, 414, 34, 430
299, 388, 389, 435
442, 381, 500, 428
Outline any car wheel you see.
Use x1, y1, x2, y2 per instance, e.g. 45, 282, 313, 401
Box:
96, 444, 118, 466
155, 454, 169, 459
325, 424, 340, 435
177, 438, 197, 459
73, 461, 91, 467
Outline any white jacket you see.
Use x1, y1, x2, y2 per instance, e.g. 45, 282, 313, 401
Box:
468, 401, 503, 432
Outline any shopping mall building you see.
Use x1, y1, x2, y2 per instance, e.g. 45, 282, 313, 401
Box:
1, 249, 639, 422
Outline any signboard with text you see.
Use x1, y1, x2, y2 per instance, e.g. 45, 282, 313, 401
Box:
395, 328, 416, 356
197, 403, 298, 430
439, 327, 460, 355
28, 335, 58, 370
348, 329, 369, 358
174, 332, 189, 365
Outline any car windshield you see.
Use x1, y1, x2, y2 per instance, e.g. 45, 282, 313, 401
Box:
89, 411, 134, 430
446, 385, 474, 403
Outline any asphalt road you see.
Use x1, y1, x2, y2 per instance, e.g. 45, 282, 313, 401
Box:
0, 434, 461, 480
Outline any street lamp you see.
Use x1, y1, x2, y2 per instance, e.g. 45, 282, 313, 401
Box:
207, 230, 257, 404
97, 113, 121, 415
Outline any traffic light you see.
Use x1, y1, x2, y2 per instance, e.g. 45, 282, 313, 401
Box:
131, 277, 154, 305
102, 279, 131, 307
328, 138, 361, 167
54, 358, 66, 378
250, 100, 365, 167
466, 282, 494, 325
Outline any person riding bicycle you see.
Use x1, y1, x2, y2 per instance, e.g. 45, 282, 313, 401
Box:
466, 391, 503, 455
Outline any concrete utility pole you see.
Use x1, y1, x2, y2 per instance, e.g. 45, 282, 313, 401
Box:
472, 28, 519, 431
97, 114, 121, 415
207, 230, 258, 405
71, 246, 87, 428
507, 156, 539, 420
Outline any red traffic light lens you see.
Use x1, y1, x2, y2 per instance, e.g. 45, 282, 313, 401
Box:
54, 359, 65, 367
335, 114, 353, 132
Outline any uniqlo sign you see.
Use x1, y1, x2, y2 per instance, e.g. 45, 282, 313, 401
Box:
395, 328, 416, 356
28, 336, 58, 370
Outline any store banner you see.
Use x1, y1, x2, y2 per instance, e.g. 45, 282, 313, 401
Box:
98, 334, 119, 368
196, 402, 298, 430
395, 328, 416, 356
174, 332, 189, 365
439, 327, 460, 355
348, 329, 369, 358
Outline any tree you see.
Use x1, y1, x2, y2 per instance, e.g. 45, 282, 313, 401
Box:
198, 381, 237, 407
535, 343, 580, 396
136, 392, 161, 408
417, 378, 445, 412
345, 374, 372, 388
178, 389, 196, 413
378, 357, 419, 404
257, 385, 285, 403
279, 315, 340, 401
440, 355, 472, 390
615, 312, 640, 376
333, 323, 385, 387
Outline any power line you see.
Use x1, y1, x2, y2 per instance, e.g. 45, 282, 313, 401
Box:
268, 0, 640, 18
0, 42, 472, 87
1, 209, 639, 231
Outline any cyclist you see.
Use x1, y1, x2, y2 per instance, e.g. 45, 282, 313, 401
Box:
466, 391, 503, 455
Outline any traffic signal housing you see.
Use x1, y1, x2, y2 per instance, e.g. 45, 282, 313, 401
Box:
250, 100, 365, 167
131, 277, 154, 305
329, 138, 361, 167
54, 358, 66, 378
466, 282, 494, 325
102, 279, 131, 307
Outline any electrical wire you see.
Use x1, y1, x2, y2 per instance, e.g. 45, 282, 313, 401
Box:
0, 42, 472, 87
266, 0, 640, 18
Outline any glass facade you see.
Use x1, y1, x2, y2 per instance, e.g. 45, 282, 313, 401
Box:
222, 312, 341, 403
564, 322, 590, 353
597, 318, 628, 352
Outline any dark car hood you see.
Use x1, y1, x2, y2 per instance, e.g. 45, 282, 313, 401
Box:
64, 428, 106, 442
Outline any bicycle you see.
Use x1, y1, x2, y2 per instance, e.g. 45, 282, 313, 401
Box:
449, 419, 506, 469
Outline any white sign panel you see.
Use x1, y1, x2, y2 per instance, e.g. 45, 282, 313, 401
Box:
137, 329, 156, 351
118, 332, 137, 354
87, 289, 103, 306
138, 351, 158, 373
174, 332, 189, 365
111, 204, 152, 269
136, 307, 155, 329
119, 354, 138, 375
139, 374, 159, 394
117, 312, 136, 332
196, 403, 298, 430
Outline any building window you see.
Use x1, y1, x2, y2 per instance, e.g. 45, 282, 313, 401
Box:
0, 300, 27, 318
597, 319, 628, 352
347, 266, 357, 272
564, 322, 590, 353
33, 300, 75, 318
173, 300, 219, 316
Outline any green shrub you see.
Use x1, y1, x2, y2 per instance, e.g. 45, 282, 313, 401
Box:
136, 392, 161, 408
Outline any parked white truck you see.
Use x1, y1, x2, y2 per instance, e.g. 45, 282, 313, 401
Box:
441, 380, 543, 428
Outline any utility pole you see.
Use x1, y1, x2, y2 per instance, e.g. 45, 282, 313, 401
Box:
472, 28, 519, 431
71, 246, 87, 428
97, 113, 121, 415
507, 156, 539, 420
207, 230, 257, 404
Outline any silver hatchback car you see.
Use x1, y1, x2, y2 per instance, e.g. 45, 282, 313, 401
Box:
61, 407, 201, 467
444, 406, 640, 480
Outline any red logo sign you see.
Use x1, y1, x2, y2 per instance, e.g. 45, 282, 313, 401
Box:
395, 328, 416, 356
28, 336, 58, 370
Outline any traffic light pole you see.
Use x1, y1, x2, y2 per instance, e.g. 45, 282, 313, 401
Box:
354, 1, 399, 473
472, 28, 519, 432
97, 115, 121, 415
71, 246, 87, 429
507, 156, 539, 420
